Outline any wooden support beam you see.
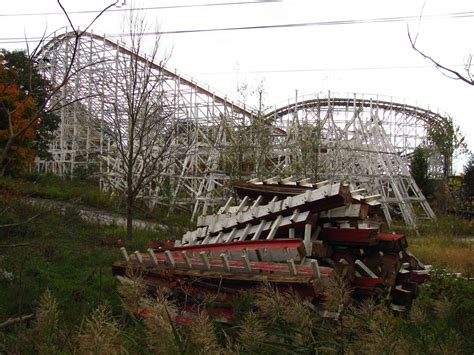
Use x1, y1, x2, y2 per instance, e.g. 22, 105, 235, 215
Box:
147, 248, 158, 266
200, 251, 211, 270
355, 259, 378, 278
304, 223, 312, 255
252, 220, 266, 241
165, 250, 176, 268
224, 228, 238, 243
120, 247, 130, 262
264, 176, 279, 184
290, 208, 300, 222
251, 195, 263, 208
182, 251, 193, 269
215, 232, 224, 243
267, 215, 283, 240
281, 176, 296, 185
195, 182, 350, 237
237, 196, 249, 213
134, 250, 143, 264
287, 259, 297, 276
238, 223, 252, 241
289, 228, 295, 239
220, 253, 231, 272
241, 250, 252, 272
315, 180, 330, 188
221, 196, 233, 213
311, 259, 321, 279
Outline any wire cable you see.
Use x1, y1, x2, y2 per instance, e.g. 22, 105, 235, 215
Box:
0, 0, 281, 17
0, 9, 473, 44
192, 64, 466, 75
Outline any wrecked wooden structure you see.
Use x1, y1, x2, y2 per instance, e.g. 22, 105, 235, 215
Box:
113, 178, 430, 318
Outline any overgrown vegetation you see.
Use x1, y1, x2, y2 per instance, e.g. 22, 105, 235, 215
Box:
0, 174, 195, 232
1, 187, 473, 353
0, 50, 60, 176
393, 215, 474, 276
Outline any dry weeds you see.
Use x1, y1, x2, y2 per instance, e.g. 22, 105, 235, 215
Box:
409, 235, 474, 275
143, 293, 180, 354
187, 311, 221, 354
32, 288, 61, 354
75, 305, 124, 355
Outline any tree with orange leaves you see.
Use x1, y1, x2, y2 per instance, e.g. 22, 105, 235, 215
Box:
0, 60, 41, 174
0, 1, 117, 176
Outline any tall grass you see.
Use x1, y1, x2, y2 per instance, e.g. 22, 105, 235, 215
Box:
1, 179, 473, 353
391, 215, 474, 276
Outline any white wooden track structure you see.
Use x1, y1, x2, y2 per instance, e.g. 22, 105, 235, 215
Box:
35, 31, 448, 226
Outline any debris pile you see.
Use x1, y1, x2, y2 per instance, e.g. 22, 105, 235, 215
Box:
113, 178, 430, 316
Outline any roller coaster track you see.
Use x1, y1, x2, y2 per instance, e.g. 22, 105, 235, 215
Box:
266, 96, 447, 127
40, 31, 255, 117
35, 30, 445, 226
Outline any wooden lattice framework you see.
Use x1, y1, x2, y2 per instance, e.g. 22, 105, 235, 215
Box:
36, 31, 451, 226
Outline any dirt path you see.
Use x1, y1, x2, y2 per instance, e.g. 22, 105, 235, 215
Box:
21, 197, 166, 231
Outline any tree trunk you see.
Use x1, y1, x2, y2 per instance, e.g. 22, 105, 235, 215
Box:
126, 193, 134, 239
126, 168, 134, 239
0, 136, 15, 176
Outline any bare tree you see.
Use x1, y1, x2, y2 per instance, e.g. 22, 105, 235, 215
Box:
224, 81, 273, 180
407, 23, 469, 179
0, 0, 116, 175
408, 29, 474, 86
99, 12, 177, 239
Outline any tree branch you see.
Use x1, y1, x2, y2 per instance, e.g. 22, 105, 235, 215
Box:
408, 27, 474, 86
0, 212, 44, 229
0, 314, 34, 329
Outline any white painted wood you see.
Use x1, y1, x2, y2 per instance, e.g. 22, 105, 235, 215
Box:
251, 195, 263, 208
241, 250, 252, 272
134, 251, 143, 264
264, 176, 279, 184
220, 253, 231, 272
311, 259, 321, 279
320, 204, 362, 219
252, 220, 266, 241
315, 180, 330, 188
304, 224, 312, 255
287, 259, 297, 276
289, 228, 295, 239
237, 196, 249, 213
200, 251, 211, 270
221, 196, 233, 213
215, 232, 224, 243
185, 183, 346, 244
164, 250, 176, 268
313, 225, 321, 240
120, 247, 130, 262
238, 223, 252, 241
147, 248, 158, 266
182, 251, 193, 269
354, 260, 377, 278
290, 208, 300, 222
297, 177, 311, 184
224, 228, 238, 243
350, 188, 366, 196
267, 215, 283, 240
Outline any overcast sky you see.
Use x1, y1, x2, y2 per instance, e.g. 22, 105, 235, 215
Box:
2, 0, 474, 168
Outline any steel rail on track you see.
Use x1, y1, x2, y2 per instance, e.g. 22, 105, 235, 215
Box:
40, 31, 448, 132
264, 97, 448, 126
39, 31, 257, 119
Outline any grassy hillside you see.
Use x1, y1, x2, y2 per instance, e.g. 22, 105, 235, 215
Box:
0, 177, 473, 353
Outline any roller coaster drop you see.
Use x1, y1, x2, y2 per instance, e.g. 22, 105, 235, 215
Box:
36, 31, 446, 226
